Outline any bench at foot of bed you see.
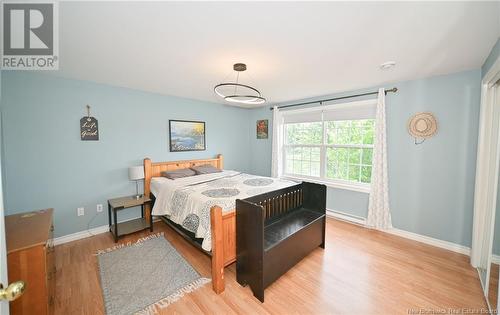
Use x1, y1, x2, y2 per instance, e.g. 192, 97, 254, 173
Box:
235, 182, 326, 302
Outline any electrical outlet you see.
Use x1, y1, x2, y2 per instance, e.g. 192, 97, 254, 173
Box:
77, 207, 85, 216
97, 204, 103, 213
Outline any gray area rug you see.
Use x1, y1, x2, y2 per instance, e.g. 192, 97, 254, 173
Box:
97, 233, 210, 315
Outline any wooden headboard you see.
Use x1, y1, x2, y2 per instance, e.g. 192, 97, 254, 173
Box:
143, 154, 223, 201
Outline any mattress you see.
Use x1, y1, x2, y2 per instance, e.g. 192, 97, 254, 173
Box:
150, 171, 297, 251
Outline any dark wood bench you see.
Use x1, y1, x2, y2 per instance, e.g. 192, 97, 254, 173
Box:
236, 182, 326, 302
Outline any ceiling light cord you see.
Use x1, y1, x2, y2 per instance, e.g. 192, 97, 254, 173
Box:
234, 72, 240, 94
221, 71, 232, 83
245, 71, 258, 90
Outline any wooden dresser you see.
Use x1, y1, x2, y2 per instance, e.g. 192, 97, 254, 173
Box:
5, 209, 55, 315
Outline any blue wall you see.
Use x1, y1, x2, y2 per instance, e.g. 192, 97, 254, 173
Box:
249, 70, 481, 246
0, 69, 483, 248
0, 72, 251, 237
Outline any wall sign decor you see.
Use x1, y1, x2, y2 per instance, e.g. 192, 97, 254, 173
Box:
257, 119, 268, 139
80, 105, 99, 141
408, 112, 438, 145
169, 120, 206, 152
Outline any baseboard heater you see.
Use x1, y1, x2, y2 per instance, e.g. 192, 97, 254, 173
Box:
327, 209, 366, 225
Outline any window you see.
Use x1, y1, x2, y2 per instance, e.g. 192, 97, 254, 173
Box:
284, 122, 322, 177
281, 100, 376, 191
325, 120, 374, 183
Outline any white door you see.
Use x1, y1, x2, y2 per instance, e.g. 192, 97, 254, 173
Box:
471, 56, 500, 312
493, 82, 500, 313
0, 182, 7, 315
0, 114, 8, 314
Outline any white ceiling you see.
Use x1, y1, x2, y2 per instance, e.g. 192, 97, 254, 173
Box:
53, 1, 500, 107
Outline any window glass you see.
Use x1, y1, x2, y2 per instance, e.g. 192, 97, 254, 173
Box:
282, 106, 375, 186
285, 122, 323, 145
285, 146, 320, 177
326, 119, 374, 145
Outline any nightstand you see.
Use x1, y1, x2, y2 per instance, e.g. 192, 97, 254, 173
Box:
108, 195, 152, 242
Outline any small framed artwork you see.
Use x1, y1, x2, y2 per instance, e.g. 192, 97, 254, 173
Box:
257, 119, 268, 139
169, 120, 206, 152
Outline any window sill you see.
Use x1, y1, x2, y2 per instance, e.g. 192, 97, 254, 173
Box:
281, 175, 371, 194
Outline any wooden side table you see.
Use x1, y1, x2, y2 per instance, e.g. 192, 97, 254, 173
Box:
108, 195, 152, 242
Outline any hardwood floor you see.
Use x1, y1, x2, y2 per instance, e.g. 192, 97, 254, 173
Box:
488, 263, 499, 310
54, 218, 487, 314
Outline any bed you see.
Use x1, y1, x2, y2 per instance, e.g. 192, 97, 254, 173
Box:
143, 154, 297, 294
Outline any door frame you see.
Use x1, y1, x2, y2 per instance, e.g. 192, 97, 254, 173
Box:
0, 70, 8, 314
471, 55, 500, 311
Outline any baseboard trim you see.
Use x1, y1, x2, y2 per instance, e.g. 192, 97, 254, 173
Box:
327, 209, 472, 256
385, 228, 471, 256
53, 217, 161, 246
56, 211, 497, 263
53, 225, 109, 246
493, 254, 500, 265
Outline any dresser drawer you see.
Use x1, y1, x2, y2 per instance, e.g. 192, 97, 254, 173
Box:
6, 209, 54, 315
8, 245, 50, 315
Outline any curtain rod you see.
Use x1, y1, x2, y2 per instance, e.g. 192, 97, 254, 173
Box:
269, 87, 398, 110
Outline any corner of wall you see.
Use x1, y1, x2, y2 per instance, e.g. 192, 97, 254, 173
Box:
482, 37, 500, 78
247, 106, 273, 176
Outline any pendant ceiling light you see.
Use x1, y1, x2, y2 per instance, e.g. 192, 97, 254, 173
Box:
214, 63, 266, 105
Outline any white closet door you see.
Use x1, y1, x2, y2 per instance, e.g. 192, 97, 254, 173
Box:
471, 78, 500, 294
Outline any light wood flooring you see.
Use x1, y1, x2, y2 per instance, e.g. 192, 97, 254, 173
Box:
54, 218, 487, 314
488, 263, 499, 310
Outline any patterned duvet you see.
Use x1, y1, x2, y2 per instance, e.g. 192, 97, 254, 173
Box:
151, 171, 297, 251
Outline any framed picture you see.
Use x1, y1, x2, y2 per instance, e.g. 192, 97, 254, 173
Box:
257, 119, 268, 139
169, 120, 206, 152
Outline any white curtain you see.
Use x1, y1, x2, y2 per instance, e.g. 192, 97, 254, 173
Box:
366, 89, 392, 230
271, 106, 284, 178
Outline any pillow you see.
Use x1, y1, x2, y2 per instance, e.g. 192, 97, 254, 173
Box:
161, 168, 196, 179
190, 164, 222, 175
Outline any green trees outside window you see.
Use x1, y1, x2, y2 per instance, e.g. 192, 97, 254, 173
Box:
284, 119, 374, 185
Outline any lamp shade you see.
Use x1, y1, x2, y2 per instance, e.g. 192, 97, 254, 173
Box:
128, 166, 144, 181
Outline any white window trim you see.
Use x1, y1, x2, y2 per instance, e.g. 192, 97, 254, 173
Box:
281, 174, 371, 193
280, 98, 376, 193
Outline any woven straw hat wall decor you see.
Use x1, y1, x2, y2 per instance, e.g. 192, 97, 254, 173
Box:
407, 112, 438, 145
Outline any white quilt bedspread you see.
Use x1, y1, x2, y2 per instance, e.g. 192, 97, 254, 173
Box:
151, 171, 297, 251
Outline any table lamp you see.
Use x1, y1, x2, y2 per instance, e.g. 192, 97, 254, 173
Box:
128, 166, 144, 199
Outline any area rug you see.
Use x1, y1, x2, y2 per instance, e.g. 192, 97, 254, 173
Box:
97, 233, 210, 315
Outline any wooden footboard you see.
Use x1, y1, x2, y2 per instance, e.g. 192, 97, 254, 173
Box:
210, 206, 236, 293
143, 155, 236, 294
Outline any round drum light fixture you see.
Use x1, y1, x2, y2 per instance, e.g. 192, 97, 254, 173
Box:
214, 63, 266, 105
